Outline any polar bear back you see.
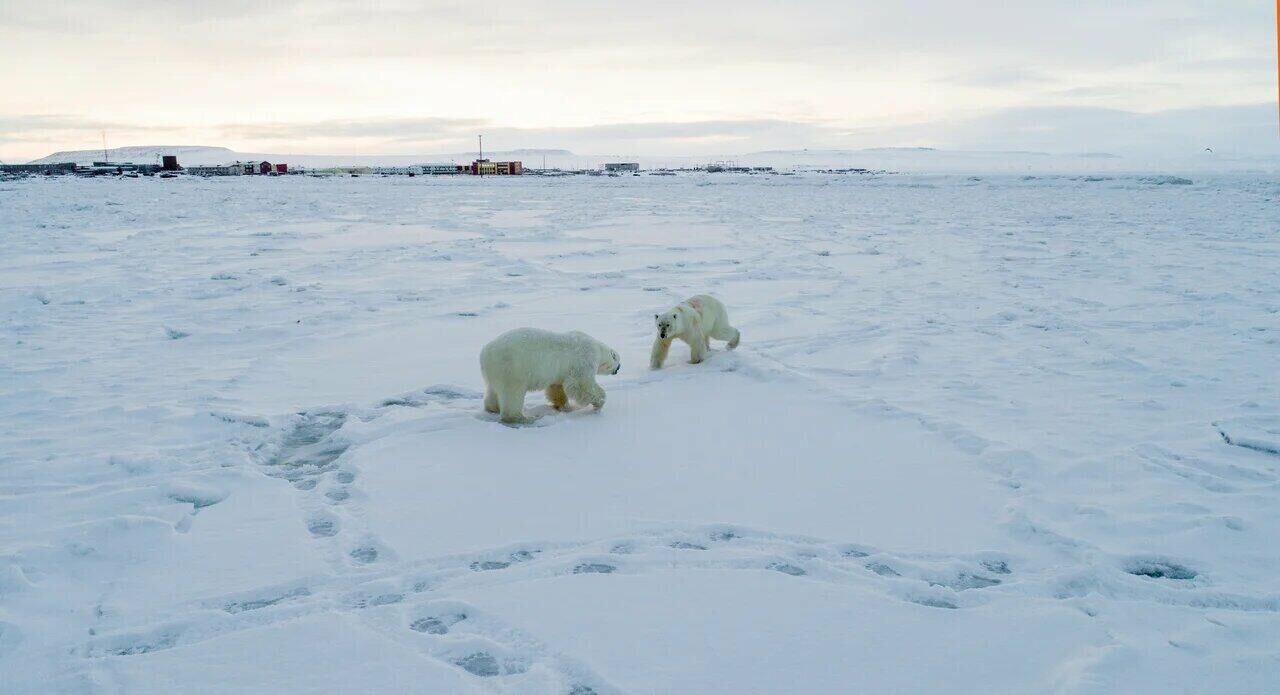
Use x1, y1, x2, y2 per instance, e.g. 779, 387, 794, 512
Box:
480, 327, 606, 391
687, 294, 727, 324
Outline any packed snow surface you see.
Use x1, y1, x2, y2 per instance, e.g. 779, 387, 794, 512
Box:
1, 172, 1278, 693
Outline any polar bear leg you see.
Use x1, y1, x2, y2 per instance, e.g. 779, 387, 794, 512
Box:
566, 376, 606, 410
685, 333, 707, 364
650, 336, 672, 369
483, 383, 500, 413
545, 384, 570, 410
709, 323, 740, 349
496, 384, 530, 424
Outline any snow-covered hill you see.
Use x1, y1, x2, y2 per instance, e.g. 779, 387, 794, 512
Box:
28, 146, 237, 166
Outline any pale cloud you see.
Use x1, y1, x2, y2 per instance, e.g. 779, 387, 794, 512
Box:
221, 117, 487, 142
1, 1, 1274, 161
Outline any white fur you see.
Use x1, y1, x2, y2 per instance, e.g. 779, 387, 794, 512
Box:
651, 294, 741, 369
480, 328, 620, 424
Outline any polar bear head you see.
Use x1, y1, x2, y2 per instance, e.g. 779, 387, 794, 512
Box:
654, 306, 693, 340
596, 345, 621, 375
571, 331, 621, 375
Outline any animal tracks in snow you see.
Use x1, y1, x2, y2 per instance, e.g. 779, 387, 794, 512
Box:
247, 387, 480, 572
89, 523, 1018, 659
110, 380, 1272, 691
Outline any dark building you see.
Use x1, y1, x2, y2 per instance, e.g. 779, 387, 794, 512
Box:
90, 161, 162, 174
162, 155, 180, 171
0, 163, 77, 175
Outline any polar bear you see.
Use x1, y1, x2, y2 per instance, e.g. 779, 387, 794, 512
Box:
650, 294, 740, 369
480, 328, 620, 425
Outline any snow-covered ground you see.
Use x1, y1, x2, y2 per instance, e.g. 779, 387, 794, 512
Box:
1, 171, 1277, 693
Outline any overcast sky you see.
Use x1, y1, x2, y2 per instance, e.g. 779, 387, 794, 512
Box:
1, 1, 1275, 161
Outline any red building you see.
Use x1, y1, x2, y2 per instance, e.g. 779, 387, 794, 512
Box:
259, 161, 273, 175
466, 159, 523, 175
275, 163, 288, 174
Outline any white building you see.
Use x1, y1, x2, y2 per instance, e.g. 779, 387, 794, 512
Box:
302, 166, 372, 176
185, 164, 242, 176
418, 163, 459, 174
230, 161, 273, 175
371, 164, 460, 175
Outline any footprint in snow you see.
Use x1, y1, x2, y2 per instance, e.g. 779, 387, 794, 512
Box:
910, 596, 959, 610
383, 384, 479, 407
265, 412, 350, 486
866, 562, 900, 577
410, 612, 467, 635
307, 516, 339, 537
454, 652, 501, 677
572, 563, 616, 574
94, 626, 184, 656
325, 488, 350, 502
767, 562, 806, 576
980, 559, 1012, 575
166, 485, 228, 510
347, 593, 404, 609
669, 541, 707, 550
1125, 559, 1197, 580
930, 572, 1000, 591
223, 587, 311, 614
349, 546, 379, 564
470, 549, 539, 571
